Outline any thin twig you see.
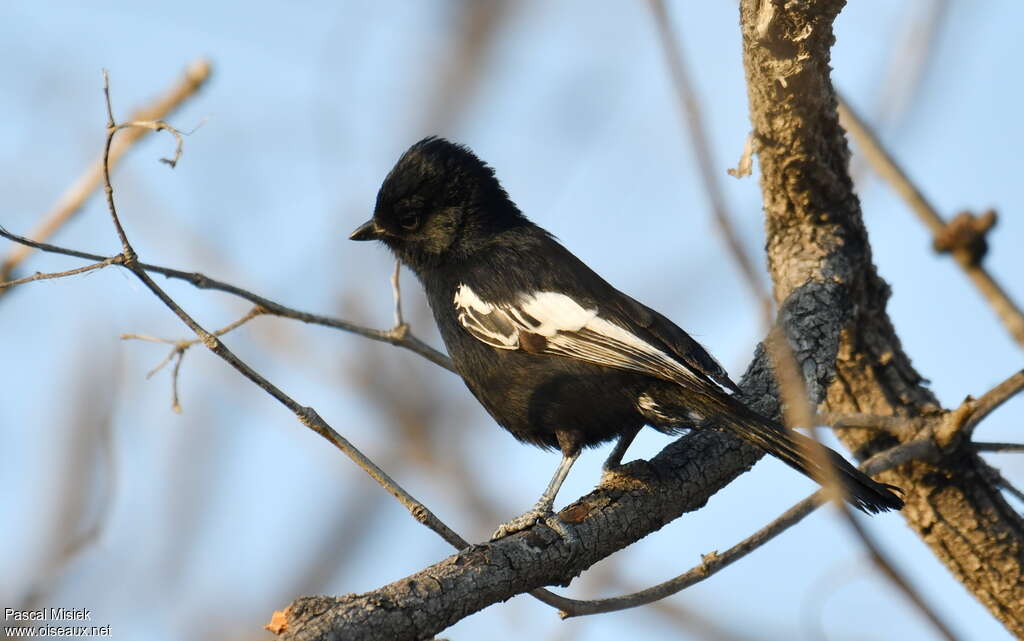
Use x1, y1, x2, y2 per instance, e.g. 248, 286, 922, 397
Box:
766, 329, 847, 501
728, 133, 754, 179
0, 257, 121, 289
553, 437, 937, 618
0, 59, 211, 287
768, 331, 960, 641
170, 350, 185, 414
0, 225, 452, 371
974, 442, 1024, 454
123, 306, 264, 409
848, 0, 948, 183
115, 120, 188, 168
819, 411, 924, 439
390, 259, 405, 329
88, 73, 571, 611
960, 369, 1024, 438
992, 470, 1024, 505
143, 346, 178, 379
649, 0, 773, 329
557, 492, 822, 617
838, 94, 1024, 347
101, 70, 138, 259
843, 506, 963, 641
93, 72, 468, 551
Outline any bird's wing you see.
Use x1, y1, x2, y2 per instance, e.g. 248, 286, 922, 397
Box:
611, 293, 741, 393
454, 283, 728, 391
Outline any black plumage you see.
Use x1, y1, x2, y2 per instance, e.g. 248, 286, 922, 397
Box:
351, 137, 903, 538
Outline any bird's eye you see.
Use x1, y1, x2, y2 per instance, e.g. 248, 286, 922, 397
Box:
398, 212, 420, 231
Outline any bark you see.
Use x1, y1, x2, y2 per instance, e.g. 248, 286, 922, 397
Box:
739, 0, 1024, 635
274, 2, 1024, 639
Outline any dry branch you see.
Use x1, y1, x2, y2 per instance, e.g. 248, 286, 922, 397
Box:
768, 323, 958, 641
0, 225, 451, 371
0, 59, 211, 287
837, 94, 1024, 347
649, 0, 773, 329
740, 0, 1024, 635
554, 436, 933, 619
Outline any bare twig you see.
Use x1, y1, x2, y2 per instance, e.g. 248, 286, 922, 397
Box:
90, 72, 471, 552
728, 133, 754, 179
844, 507, 963, 640
764, 327, 848, 503
838, 94, 1024, 347
992, 470, 1024, 505
649, 0, 773, 329
975, 442, 1024, 454
872, 0, 948, 128
0, 58, 211, 285
390, 259, 405, 330
0, 256, 121, 289
960, 369, 1024, 439
819, 411, 924, 439
554, 437, 937, 618
823, 370, 1024, 455
0, 225, 452, 371
114, 119, 189, 168
767, 331, 960, 641
932, 210, 997, 264
168, 349, 186, 413
123, 308, 265, 411
557, 491, 822, 617
123, 306, 265, 372
848, 0, 948, 182
90, 72, 568, 611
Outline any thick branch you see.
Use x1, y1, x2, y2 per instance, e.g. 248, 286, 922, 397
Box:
272, 269, 875, 640
272, 4, 1024, 639
837, 95, 1024, 347
739, 0, 1024, 635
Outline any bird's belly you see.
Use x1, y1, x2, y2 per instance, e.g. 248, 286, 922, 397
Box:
452, 342, 645, 450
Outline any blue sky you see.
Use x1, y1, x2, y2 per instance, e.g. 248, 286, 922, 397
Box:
1, 2, 1022, 640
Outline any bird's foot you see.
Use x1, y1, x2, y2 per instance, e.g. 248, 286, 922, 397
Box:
491, 508, 579, 545
491, 507, 552, 540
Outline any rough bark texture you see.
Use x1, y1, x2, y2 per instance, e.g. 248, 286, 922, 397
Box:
278, 382, 774, 641
739, 0, 1024, 635
275, 2, 1024, 639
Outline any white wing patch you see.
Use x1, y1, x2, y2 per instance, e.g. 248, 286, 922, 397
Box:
454, 284, 519, 349
453, 284, 703, 386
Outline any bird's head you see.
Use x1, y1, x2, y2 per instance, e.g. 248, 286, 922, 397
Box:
350, 137, 525, 272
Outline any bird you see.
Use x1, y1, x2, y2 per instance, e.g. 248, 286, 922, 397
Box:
350, 136, 903, 539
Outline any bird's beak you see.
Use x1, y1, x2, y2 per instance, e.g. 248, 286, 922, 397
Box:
349, 218, 383, 241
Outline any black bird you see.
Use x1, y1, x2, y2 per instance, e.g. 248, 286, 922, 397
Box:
350, 137, 903, 538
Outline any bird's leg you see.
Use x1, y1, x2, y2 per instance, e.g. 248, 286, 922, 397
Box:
602, 425, 641, 471
491, 450, 580, 540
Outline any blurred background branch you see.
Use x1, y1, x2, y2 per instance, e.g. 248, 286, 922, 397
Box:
0, 58, 211, 291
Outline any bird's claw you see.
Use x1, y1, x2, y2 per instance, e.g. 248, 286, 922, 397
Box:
491, 508, 552, 540
491, 508, 580, 546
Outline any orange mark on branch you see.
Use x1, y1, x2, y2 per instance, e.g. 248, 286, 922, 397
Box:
265, 609, 289, 635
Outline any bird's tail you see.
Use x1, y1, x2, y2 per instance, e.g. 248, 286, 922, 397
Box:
651, 390, 904, 513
